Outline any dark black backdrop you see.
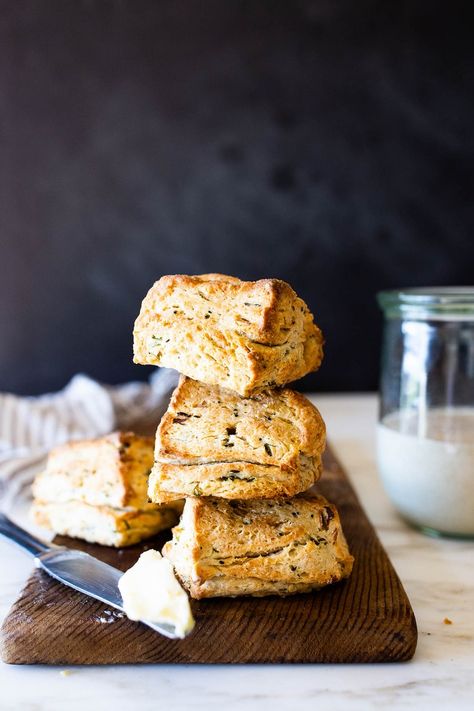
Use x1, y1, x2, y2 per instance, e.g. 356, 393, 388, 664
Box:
1, 1, 473, 395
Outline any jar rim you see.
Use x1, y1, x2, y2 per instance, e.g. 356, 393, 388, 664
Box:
377, 287, 474, 319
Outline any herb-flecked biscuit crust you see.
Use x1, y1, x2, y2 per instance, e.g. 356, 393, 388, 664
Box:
163, 494, 354, 598
31, 500, 180, 548
149, 376, 325, 502
32, 431, 157, 509
133, 274, 324, 396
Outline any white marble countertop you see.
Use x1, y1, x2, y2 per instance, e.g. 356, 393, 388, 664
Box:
1, 394, 473, 711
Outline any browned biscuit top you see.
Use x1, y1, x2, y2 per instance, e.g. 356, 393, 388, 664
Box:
32, 431, 154, 509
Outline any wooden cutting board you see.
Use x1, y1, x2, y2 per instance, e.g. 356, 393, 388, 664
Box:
0, 446, 417, 664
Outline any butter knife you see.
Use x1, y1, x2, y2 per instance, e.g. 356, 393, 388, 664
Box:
0, 512, 181, 639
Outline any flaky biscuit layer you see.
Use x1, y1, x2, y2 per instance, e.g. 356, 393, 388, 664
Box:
32, 499, 182, 548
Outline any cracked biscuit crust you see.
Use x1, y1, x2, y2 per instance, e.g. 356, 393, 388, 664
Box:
133, 274, 324, 396
31, 500, 180, 548
163, 494, 354, 598
148, 376, 326, 502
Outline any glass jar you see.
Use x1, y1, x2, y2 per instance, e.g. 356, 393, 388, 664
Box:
376, 288, 474, 538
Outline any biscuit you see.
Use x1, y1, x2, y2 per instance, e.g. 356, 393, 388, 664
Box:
31, 500, 179, 548
133, 274, 323, 396
33, 431, 156, 509
163, 494, 353, 598
149, 376, 325, 502
31, 431, 183, 547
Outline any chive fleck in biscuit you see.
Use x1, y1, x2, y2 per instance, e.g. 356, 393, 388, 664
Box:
133, 274, 323, 397
31, 432, 182, 547
163, 494, 353, 598
148, 376, 325, 502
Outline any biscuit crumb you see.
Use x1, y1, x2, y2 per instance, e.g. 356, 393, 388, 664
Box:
443, 617, 453, 625
59, 669, 72, 677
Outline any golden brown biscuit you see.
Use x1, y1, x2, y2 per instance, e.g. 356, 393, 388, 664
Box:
149, 376, 325, 502
31, 432, 183, 547
133, 274, 323, 396
32, 431, 155, 509
163, 494, 353, 598
31, 500, 180, 548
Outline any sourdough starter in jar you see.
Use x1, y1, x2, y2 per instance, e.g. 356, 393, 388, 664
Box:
377, 408, 474, 536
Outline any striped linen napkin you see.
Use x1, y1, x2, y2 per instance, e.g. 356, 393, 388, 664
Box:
0, 369, 178, 528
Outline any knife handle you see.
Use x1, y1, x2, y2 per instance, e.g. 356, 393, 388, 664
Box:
0, 512, 52, 556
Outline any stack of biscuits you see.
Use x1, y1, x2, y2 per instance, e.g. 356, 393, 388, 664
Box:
133, 274, 353, 598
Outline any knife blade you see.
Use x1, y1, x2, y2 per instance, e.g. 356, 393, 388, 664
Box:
0, 513, 181, 640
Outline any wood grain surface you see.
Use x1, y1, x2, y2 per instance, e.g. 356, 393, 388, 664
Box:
0, 446, 417, 664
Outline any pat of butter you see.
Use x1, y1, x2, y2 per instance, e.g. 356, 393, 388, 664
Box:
118, 550, 194, 638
